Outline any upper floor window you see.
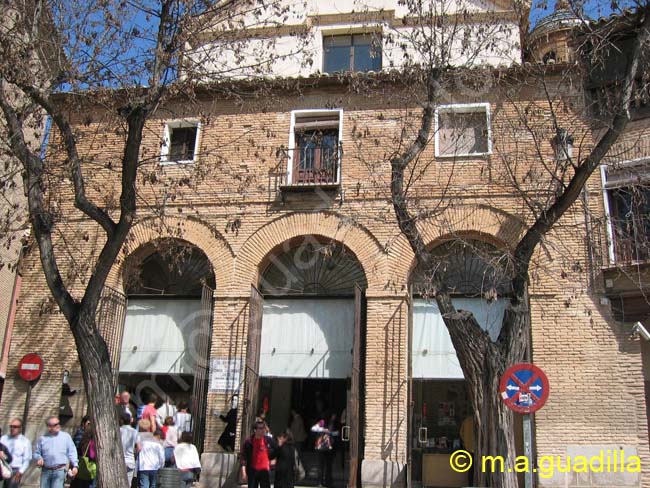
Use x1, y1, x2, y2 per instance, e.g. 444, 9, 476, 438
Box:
161, 120, 200, 164
435, 103, 491, 157
602, 163, 650, 264
323, 34, 382, 74
287, 110, 342, 186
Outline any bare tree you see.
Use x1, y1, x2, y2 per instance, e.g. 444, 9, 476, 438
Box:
0, 0, 306, 486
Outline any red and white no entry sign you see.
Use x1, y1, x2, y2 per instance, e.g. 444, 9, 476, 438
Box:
18, 353, 44, 382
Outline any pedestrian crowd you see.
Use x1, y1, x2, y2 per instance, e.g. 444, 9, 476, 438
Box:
0, 390, 201, 488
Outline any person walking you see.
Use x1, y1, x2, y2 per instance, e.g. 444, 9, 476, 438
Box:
136, 420, 164, 488
76, 428, 97, 488
33, 416, 78, 488
161, 417, 178, 467
116, 391, 137, 426
173, 403, 192, 434
173, 432, 201, 487
273, 431, 295, 488
1, 418, 31, 487
119, 413, 138, 487
141, 394, 159, 433
311, 413, 339, 488
239, 420, 277, 488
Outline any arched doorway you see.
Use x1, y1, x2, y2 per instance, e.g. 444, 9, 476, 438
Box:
245, 237, 367, 488
407, 238, 515, 488
119, 238, 216, 451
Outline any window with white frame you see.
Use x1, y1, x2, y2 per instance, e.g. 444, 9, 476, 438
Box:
287, 109, 342, 186
161, 120, 200, 163
323, 33, 382, 74
602, 162, 650, 264
435, 103, 491, 157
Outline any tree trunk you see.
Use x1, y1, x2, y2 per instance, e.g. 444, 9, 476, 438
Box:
73, 309, 128, 488
440, 295, 530, 488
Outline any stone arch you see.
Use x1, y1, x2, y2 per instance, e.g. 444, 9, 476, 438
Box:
389, 205, 528, 288
235, 212, 385, 294
106, 216, 234, 292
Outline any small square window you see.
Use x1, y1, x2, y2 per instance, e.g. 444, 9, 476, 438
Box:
323, 34, 382, 74
161, 121, 200, 163
435, 104, 491, 157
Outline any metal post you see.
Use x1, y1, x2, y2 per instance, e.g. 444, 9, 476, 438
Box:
23, 381, 33, 432
523, 413, 534, 488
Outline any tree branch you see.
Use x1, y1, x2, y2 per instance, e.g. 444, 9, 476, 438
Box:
0, 80, 77, 321
13, 82, 118, 236
512, 8, 650, 296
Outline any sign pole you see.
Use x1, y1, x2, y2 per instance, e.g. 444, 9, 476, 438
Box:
500, 363, 549, 488
22, 381, 33, 432
17, 353, 45, 432
523, 413, 533, 488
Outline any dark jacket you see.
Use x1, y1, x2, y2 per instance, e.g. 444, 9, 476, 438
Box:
239, 435, 277, 469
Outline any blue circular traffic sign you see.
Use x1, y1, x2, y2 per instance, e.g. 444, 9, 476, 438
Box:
499, 363, 549, 414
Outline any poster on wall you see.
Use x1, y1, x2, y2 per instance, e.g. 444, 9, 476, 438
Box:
209, 358, 242, 393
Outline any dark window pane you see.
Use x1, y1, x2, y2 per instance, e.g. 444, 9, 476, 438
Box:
169, 126, 197, 161
324, 42, 351, 73
323, 34, 382, 73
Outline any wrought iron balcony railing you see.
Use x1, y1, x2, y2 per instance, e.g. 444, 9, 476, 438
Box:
274, 143, 342, 189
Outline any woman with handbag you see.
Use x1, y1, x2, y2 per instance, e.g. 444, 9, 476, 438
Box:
311, 413, 339, 488
76, 429, 96, 488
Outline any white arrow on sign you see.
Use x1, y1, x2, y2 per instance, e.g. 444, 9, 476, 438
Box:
506, 384, 519, 391
529, 385, 542, 392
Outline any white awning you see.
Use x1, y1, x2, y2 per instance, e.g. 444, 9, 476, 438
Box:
119, 298, 202, 374
259, 299, 354, 378
412, 298, 506, 379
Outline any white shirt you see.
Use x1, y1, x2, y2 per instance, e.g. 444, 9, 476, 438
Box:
163, 426, 178, 448
174, 412, 192, 433
156, 403, 177, 428
120, 425, 138, 469
173, 443, 201, 470
137, 433, 164, 472
0, 434, 31, 473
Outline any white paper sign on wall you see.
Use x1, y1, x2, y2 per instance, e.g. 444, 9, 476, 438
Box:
209, 358, 242, 393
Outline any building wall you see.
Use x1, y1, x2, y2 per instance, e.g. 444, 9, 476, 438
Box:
0, 80, 648, 488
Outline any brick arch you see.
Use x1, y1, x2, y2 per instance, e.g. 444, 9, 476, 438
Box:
235, 212, 386, 294
389, 205, 528, 288
106, 216, 234, 292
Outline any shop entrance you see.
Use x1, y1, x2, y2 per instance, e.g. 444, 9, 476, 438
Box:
116, 239, 215, 451
259, 377, 349, 486
242, 238, 367, 488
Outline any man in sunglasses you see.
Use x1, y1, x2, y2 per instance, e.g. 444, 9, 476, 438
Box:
0, 418, 31, 487
239, 420, 277, 488
33, 417, 78, 488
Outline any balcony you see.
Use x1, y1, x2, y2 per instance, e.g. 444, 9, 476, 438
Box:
275, 142, 342, 191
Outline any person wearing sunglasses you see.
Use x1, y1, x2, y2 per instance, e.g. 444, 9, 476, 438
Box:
33, 417, 78, 488
239, 420, 278, 488
0, 418, 30, 487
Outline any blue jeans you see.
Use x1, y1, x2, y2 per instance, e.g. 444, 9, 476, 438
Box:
39, 468, 66, 488
138, 470, 157, 488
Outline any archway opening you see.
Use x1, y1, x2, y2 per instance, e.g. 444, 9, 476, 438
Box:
253, 236, 367, 487
407, 238, 521, 488
118, 238, 215, 451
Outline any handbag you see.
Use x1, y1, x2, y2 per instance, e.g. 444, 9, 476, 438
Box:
0, 457, 11, 480
294, 448, 305, 482
315, 433, 333, 451
77, 443, 97, 481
